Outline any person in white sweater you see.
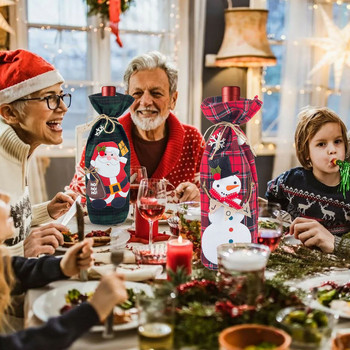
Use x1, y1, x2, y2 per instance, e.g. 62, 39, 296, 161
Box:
0, 49, 76, 257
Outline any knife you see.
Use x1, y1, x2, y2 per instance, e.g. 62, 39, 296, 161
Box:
76, 202, 88, 281
60, 195, 81, 226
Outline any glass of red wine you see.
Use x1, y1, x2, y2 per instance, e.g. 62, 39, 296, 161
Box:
129, 166, 147, 229
137, 179, 167, 245
258, 202, 283, 252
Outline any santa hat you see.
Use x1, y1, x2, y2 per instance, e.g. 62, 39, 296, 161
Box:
0, 49, 64, 104
91, 141, 120, 161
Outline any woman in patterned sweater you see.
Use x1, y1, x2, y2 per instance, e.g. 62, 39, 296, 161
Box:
266, 106, 350, 255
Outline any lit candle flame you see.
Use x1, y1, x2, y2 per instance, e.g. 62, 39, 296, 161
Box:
178, 235, 183, 244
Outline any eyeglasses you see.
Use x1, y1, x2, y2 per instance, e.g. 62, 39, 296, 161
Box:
16, 93, 72, 110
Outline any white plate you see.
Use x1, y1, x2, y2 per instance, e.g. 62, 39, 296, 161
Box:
295, 271, 350, 319
56, 227, 130, 253
33, 280, 153, 332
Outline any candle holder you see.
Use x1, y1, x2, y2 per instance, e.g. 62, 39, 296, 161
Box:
132, 243, 167, 265
166, 237, 193, 278
217, 243, 270, 305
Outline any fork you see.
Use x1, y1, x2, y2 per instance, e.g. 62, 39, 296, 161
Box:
102, 248, 124, 339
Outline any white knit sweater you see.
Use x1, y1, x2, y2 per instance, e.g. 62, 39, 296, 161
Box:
0, 119, 51, 256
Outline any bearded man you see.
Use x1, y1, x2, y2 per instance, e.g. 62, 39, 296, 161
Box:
69, 51, 204, 202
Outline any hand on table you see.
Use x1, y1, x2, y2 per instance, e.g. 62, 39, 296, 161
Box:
90, 273, 128, 322
47, 191, 77, 220
23, 223, 67, 257
175, 182, 200, 202
290, 217, 335, 253
60, 238, 94, 277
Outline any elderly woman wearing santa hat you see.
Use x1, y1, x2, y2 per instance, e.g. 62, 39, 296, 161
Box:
0, 49, 76, 257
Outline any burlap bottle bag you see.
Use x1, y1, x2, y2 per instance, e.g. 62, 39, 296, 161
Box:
200, 95, 262, 269
85, 92, 134, 225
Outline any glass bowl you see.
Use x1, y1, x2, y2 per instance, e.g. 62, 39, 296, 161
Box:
276, 306, 338, 349
132, 243, 167, 265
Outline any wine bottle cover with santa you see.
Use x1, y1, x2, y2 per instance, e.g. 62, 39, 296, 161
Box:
84, 87, 134, 225
200, 86, 262, 270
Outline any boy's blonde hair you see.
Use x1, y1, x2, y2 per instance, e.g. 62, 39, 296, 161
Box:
295, 106, 348, 170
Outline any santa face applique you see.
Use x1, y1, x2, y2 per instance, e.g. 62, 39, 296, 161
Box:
86, 142, 130, 209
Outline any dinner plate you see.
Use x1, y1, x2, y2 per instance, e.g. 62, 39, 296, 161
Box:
33, 280, 153, 332
295, 271, 350, 319
56, 227, 130, 253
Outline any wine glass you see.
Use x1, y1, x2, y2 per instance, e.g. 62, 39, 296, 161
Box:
257, 202, 283, 252
129, 166, 147, 229
137, 179, 167, 246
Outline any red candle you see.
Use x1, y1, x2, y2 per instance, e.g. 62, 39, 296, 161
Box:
166, 236, 193, 278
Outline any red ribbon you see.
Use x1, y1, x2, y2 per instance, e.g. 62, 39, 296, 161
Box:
109, 0, 123, 47
209, 188, 242, 210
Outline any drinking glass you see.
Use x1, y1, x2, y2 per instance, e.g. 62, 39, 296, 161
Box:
137, 179, 167, 245
258, 202, 283, 252
137, 291, 175, 350
217, 243, 270, 305
177, 201, 201, 261
129, 166, 147, 228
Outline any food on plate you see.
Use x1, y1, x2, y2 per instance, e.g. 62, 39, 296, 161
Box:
60, 227, 112, 248
316, 281, 350, 315
60, 288, 143, 324
160, 209, 174, 220
85, 227, 112, 246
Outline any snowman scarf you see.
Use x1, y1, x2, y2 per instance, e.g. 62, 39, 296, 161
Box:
200, 95, 262, 270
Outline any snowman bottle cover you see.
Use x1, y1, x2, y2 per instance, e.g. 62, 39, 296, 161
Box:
200, 86, 262, 269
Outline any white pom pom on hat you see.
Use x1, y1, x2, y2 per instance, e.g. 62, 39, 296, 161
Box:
0, 49, 64, 104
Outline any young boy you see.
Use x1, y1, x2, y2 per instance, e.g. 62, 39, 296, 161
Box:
266, 106, 350, 255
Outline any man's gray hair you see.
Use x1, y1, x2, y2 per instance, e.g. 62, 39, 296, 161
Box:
123, 51, 178, 95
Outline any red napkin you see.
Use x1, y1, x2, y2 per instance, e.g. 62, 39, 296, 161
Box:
127, 229, 171, 244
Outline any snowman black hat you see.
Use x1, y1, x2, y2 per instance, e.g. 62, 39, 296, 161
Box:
209, 157, 239, 179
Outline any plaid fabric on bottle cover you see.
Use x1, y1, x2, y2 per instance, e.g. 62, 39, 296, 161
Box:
84, 92, 134, 225
200, 95, 262, 270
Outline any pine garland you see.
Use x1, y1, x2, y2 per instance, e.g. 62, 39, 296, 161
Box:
85, 0, 135, 20
267, 240, 350, 282
156, 266, 303, 350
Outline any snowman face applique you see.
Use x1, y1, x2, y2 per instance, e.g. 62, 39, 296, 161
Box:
212, 174, 241, 197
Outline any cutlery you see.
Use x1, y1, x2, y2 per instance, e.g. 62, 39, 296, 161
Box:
76, 202, 88, 282
102, 247, 124, 339
60, 196, 81, 226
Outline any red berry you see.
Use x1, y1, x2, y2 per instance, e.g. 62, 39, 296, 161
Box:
99, 151, 105, 156
213, 173, 221, 180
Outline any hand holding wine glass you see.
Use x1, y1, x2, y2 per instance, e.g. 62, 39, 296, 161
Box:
137, 179, 167, 246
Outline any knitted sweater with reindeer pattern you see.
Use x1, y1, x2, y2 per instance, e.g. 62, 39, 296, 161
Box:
265, 167, 350, 254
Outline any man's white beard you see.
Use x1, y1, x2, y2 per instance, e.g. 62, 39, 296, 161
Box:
131, 112, 168, 131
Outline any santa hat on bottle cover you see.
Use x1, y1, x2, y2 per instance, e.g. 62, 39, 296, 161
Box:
0, 49, 64, 104
91, 141, 120, 161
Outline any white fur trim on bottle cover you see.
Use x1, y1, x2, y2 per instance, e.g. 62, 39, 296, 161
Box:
0, 70, 64, 104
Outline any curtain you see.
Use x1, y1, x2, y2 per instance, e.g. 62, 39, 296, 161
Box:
272, 0, 314, 178
176, 0, 206, 128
